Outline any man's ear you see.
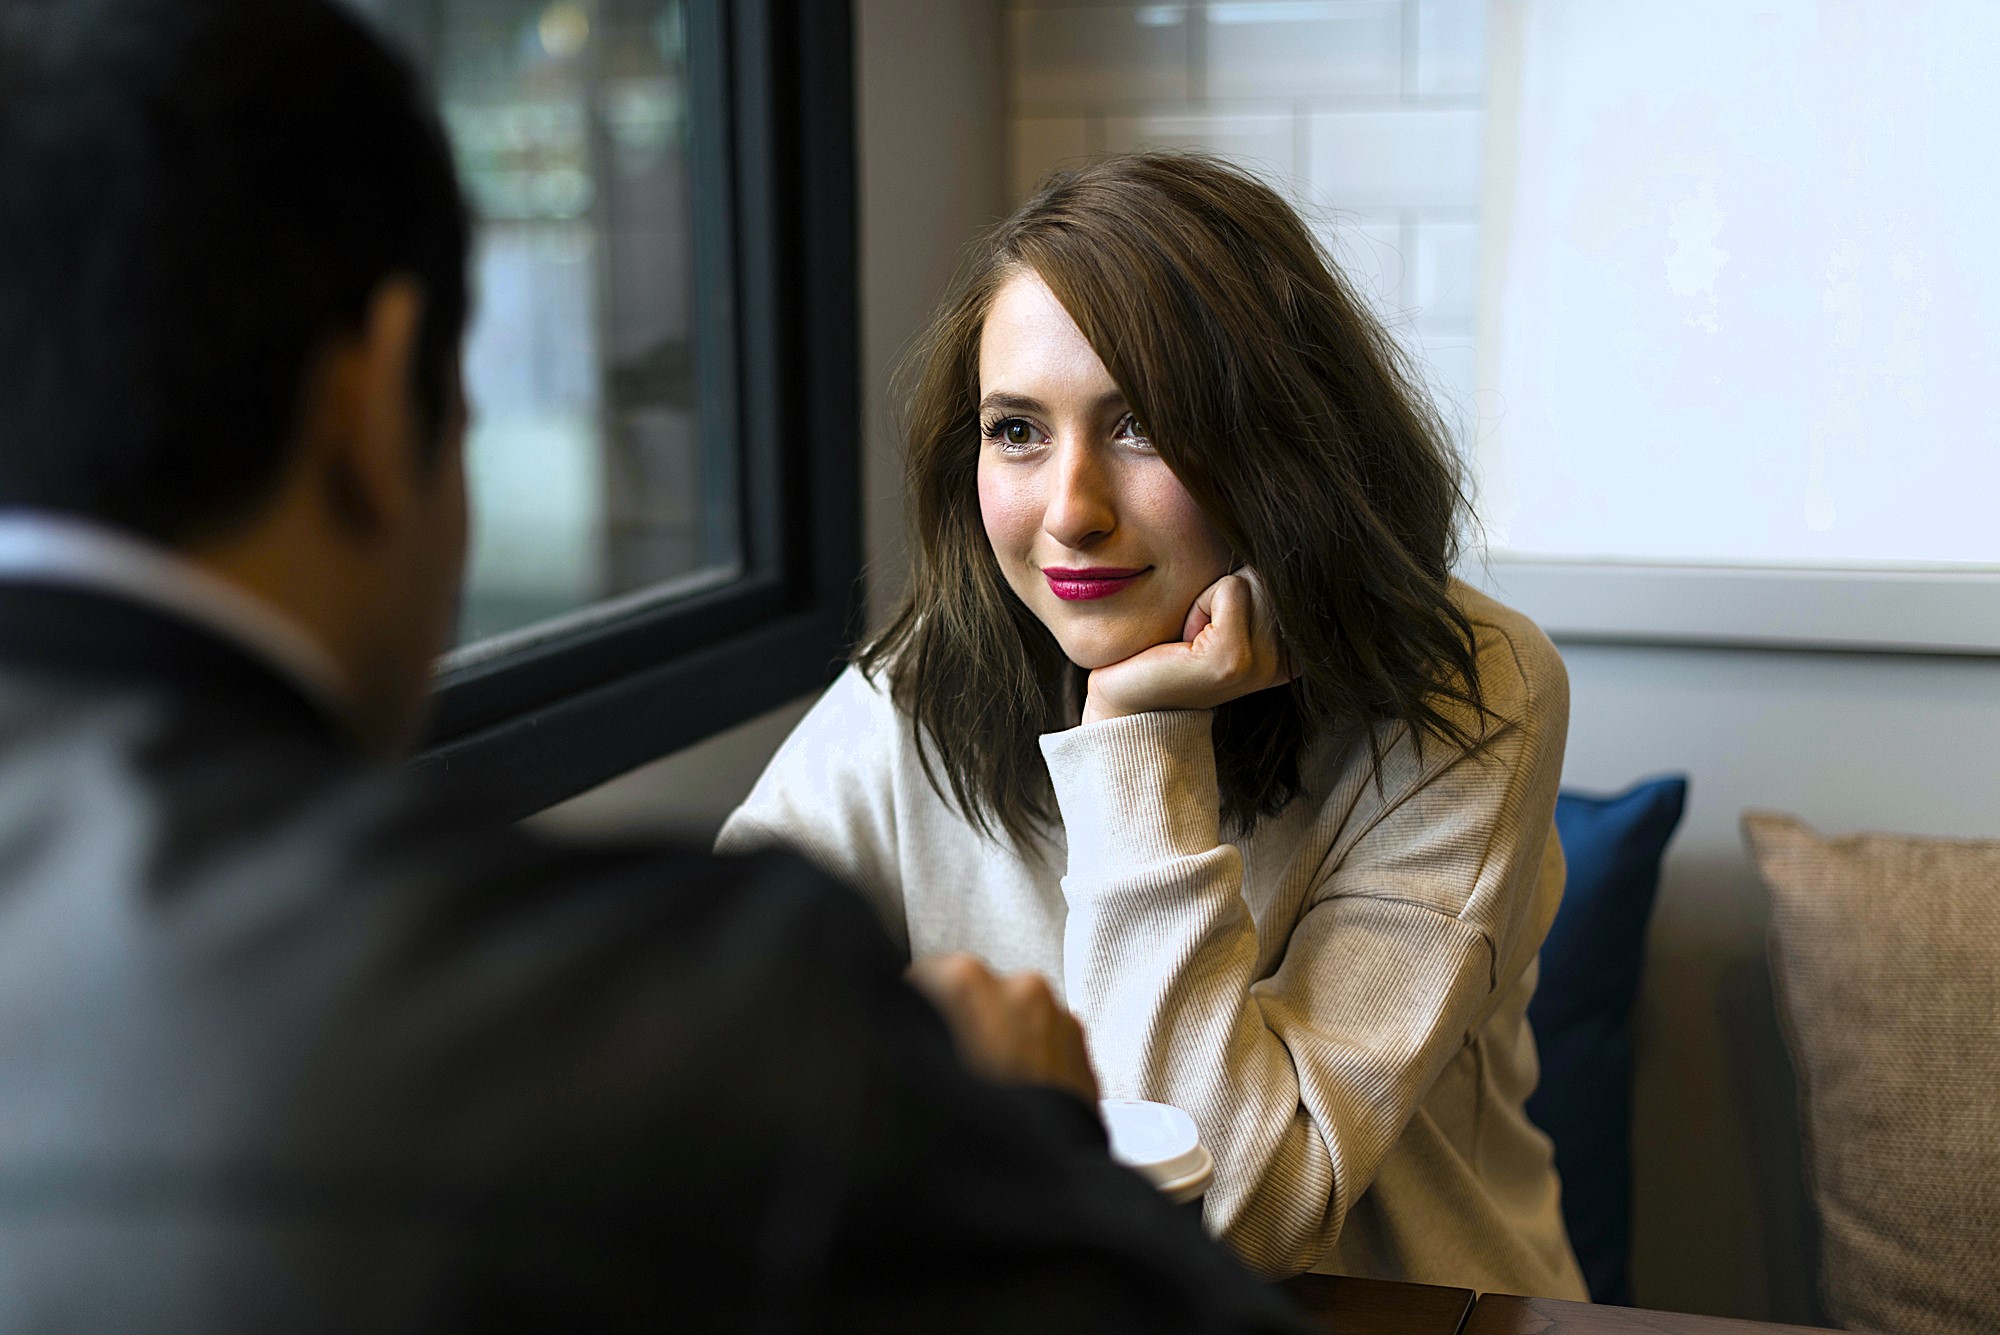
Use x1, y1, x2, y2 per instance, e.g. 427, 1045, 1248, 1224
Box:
319, 277, 428, 539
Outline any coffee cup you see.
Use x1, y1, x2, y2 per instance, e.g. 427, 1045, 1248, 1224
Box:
1099, 1097, 1213, 1208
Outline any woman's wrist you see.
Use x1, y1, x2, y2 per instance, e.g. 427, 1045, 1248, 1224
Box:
1079, 691, 1133, 727
1041, 710, 1222, 874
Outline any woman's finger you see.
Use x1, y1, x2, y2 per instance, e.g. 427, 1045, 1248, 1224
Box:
1179, 572, 1230, 651
1195, 575, 1253, 676
1181, 597, 1212, 643
1231, 566, 1295, 684
1233, 566, 1277, 635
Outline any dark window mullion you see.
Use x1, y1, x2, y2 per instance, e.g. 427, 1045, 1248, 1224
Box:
687, 0, 742, 573
726, 0, 787, 592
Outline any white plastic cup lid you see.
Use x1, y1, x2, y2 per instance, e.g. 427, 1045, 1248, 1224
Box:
1100, 1098, 1213, 1205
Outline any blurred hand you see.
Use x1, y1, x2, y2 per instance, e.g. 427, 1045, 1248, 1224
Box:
1082, 566, 1296, 726
907, 952, 1099, 1105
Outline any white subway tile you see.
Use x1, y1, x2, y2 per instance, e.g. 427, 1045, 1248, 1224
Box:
1099, 112, 1297, 188
1312, 211, 1407, 319
1415, 0, 1486, 97
1304, 108, 1483, 209
1011, 117, 1094, 204
1202, 1, 1404, 100
1413, 219, 1479, 330
1011, 5, 1192, 109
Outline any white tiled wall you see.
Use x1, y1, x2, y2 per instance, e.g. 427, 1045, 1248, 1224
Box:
1204, 1, 1404, 100
1010, 4, 1193, 106
1005, 0, 1487, 440
1304, 107, 1482, 208
1099, 111, 1295, 177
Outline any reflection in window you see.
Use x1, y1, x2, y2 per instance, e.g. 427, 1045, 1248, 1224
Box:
380, 0, 733, 644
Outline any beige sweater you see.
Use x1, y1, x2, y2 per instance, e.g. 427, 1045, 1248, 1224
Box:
717, 584, 1587, 1295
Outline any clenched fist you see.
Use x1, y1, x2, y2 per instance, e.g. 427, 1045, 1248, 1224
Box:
1082, 565, 1295, 726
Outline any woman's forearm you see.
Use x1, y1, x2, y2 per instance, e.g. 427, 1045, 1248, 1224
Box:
1041, 706, 1533, 1279
1042, 708, 1347, 1275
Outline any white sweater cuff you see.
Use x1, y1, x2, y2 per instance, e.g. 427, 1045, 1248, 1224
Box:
1039, 709, 1219, 881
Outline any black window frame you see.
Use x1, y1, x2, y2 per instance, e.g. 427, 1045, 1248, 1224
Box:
412, 0, 860, 820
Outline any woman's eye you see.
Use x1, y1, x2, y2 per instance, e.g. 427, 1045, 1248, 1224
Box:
1115, 414, 1152, 445
986, 417, 1041, 448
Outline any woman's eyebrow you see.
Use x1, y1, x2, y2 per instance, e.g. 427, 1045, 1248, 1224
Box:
978, 392, 1046, 414
978, 390, 1129, 414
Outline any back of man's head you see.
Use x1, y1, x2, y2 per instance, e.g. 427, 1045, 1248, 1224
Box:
0, 0, 469, 547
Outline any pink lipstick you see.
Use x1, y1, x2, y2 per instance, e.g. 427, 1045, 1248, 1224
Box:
1043, 566, 1147, 601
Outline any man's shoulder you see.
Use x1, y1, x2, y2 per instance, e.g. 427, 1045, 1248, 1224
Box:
256, 761, 902, 1053
0, 698, 896, 1181
292, 784, 902, 1161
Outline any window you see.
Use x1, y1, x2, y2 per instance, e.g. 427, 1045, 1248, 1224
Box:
358, 0, 861, 814
429, 0, 735, 646
1474, 0, 2000, 654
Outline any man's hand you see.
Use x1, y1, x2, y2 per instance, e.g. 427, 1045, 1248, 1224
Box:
907, 953, 1099, 1105
1082, 566, 1296, 725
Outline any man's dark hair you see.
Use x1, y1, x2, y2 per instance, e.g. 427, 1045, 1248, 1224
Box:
0, 0, 470, 545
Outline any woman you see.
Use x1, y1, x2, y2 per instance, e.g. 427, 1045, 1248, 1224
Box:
718, 152, 1585, 1296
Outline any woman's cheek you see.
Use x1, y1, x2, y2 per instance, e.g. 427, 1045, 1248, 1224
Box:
1141, 466, 1233, 584
977, 461, 1041, 567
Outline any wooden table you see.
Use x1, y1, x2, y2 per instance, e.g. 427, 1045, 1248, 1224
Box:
1461, 1294, 1831, 1335
1278, 1276, 1833, 1335
1281, 1274, 1475, 1335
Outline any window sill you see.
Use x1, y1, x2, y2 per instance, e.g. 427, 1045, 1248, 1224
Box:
1465, 555, 2000, 657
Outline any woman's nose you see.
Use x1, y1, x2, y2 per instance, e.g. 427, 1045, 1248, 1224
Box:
1042, 441, 1116, 548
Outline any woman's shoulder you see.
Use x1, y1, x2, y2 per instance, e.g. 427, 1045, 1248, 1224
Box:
1447, 579, 1568, 730
821, 659, 898, 713
792, 659, 963, 778
728, 663, 919, 833
784, 661, 911, 750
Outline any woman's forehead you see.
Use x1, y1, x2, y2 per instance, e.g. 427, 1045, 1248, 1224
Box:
977, 270, 1120, 404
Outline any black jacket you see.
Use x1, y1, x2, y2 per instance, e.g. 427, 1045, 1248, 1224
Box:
0, 583, 1307, 1333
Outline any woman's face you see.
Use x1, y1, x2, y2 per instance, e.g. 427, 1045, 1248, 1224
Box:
976, 270, 1232, 671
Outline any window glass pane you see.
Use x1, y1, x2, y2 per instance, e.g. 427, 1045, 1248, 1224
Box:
369, 0, 736, 644
1483, 0, 2000, 569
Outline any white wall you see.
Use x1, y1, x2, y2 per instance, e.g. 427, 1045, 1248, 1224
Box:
533, 0, 1006, 844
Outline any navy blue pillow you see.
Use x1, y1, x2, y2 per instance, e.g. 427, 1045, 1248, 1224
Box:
1527, 776, 1687, 1306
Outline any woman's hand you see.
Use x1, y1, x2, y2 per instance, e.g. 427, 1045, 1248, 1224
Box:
1082, 566, 1296, 725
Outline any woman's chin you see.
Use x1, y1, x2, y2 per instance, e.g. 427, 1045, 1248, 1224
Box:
1052, 628, 1157, 672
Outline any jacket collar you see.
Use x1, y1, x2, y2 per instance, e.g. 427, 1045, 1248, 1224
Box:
0, 581, 358, 750
0, 512, 347, 710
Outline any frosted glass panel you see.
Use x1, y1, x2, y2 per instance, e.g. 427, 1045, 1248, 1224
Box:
1481, 0, 2000, 568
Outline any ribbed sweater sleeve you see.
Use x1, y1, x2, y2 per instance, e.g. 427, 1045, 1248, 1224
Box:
1040, 639, 1567, 1278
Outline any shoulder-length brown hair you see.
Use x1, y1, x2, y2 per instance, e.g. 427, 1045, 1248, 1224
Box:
860, 151, 1487, 848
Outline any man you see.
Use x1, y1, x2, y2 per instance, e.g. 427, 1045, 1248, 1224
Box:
0, 1, 1308, 1329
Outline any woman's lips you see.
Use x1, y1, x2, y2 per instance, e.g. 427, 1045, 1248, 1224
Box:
1043, 566, 1147, 601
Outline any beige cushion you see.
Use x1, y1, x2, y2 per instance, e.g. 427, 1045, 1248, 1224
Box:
1741, 812, 2000, 1335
